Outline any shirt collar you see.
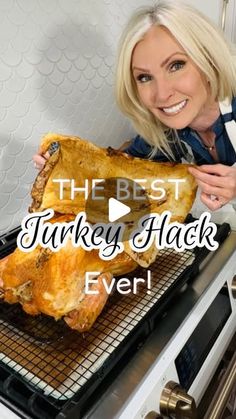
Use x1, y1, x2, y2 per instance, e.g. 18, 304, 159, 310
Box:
178, 104, 225, 140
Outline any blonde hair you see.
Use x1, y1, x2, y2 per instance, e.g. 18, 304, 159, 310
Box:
115, 0, 236, 159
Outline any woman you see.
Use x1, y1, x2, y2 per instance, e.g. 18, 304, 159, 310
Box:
115, 0, 236, 211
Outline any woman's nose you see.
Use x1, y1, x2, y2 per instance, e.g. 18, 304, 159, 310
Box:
151, 78, 174, 104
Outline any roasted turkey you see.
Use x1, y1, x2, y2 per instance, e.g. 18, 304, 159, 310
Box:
0, 133, 197, 332
0, 215, 138, 332
30, 133, 196, 222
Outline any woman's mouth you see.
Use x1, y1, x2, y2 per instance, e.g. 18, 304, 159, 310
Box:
161, 100, 187, 115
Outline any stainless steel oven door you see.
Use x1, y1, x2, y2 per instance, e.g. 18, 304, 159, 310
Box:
203, 349, 236, 419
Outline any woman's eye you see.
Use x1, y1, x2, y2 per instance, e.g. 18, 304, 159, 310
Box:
169, 61, 186, 72
136, 74, 152, 83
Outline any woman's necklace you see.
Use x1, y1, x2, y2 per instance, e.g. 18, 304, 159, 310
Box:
202, 143, 215, 151
196, 130, 218, 161
202, 134, 219, 162
198, 131, 216, 151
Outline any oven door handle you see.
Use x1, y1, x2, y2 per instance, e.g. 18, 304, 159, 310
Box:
221, 0, 229, 32
203, 349, 236, 419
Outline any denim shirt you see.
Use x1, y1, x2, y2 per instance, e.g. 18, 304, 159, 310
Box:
124, 97, 236, 165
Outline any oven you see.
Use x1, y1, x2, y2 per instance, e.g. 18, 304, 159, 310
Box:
89, 230, 235, 419
0, 218, 235, 419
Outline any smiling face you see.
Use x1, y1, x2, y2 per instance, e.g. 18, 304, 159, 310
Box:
131, 25, 212, 130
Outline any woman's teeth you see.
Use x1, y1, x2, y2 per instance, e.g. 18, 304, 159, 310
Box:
162, 100, 187, 114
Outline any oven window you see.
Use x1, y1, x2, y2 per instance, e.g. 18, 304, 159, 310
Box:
175, 283, 232, 390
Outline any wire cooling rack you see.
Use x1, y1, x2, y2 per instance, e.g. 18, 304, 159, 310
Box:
0, 248, 194, 401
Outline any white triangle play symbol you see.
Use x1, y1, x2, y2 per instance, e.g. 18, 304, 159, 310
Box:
108, 197, 131, 222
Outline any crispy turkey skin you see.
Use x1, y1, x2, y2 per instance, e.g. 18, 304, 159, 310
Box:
0, 133, 197, 331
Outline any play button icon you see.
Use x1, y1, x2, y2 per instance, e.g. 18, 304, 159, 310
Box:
85, 177, 150, 242
108, 198, 131, 222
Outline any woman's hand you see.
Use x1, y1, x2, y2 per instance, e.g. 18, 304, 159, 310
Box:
188, 164, 236, 210
33, 148, 50, 171
33, 142, 59, 170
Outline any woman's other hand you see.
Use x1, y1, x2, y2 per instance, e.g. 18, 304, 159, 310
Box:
188, 164, 236, 210
32, 148, 50, 171
118, 139, 132, 151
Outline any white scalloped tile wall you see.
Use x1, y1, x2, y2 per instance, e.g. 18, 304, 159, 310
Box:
0, 0, 155, 233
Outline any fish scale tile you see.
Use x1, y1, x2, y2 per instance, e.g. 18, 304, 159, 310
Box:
0, 194, 10, 211
17, 0, 35, 14
11, 100, 30, 119
1, 45, 22, 67
0, 61, 12, 82
3, 139, 24, 157
5, 74, 26, 94
0, 108, 7, 123
0, 0, 154, 234
0, 135, 10, 149
8, 2, 27, 26
56, 56, 72, 74
0, 17, 18, 42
